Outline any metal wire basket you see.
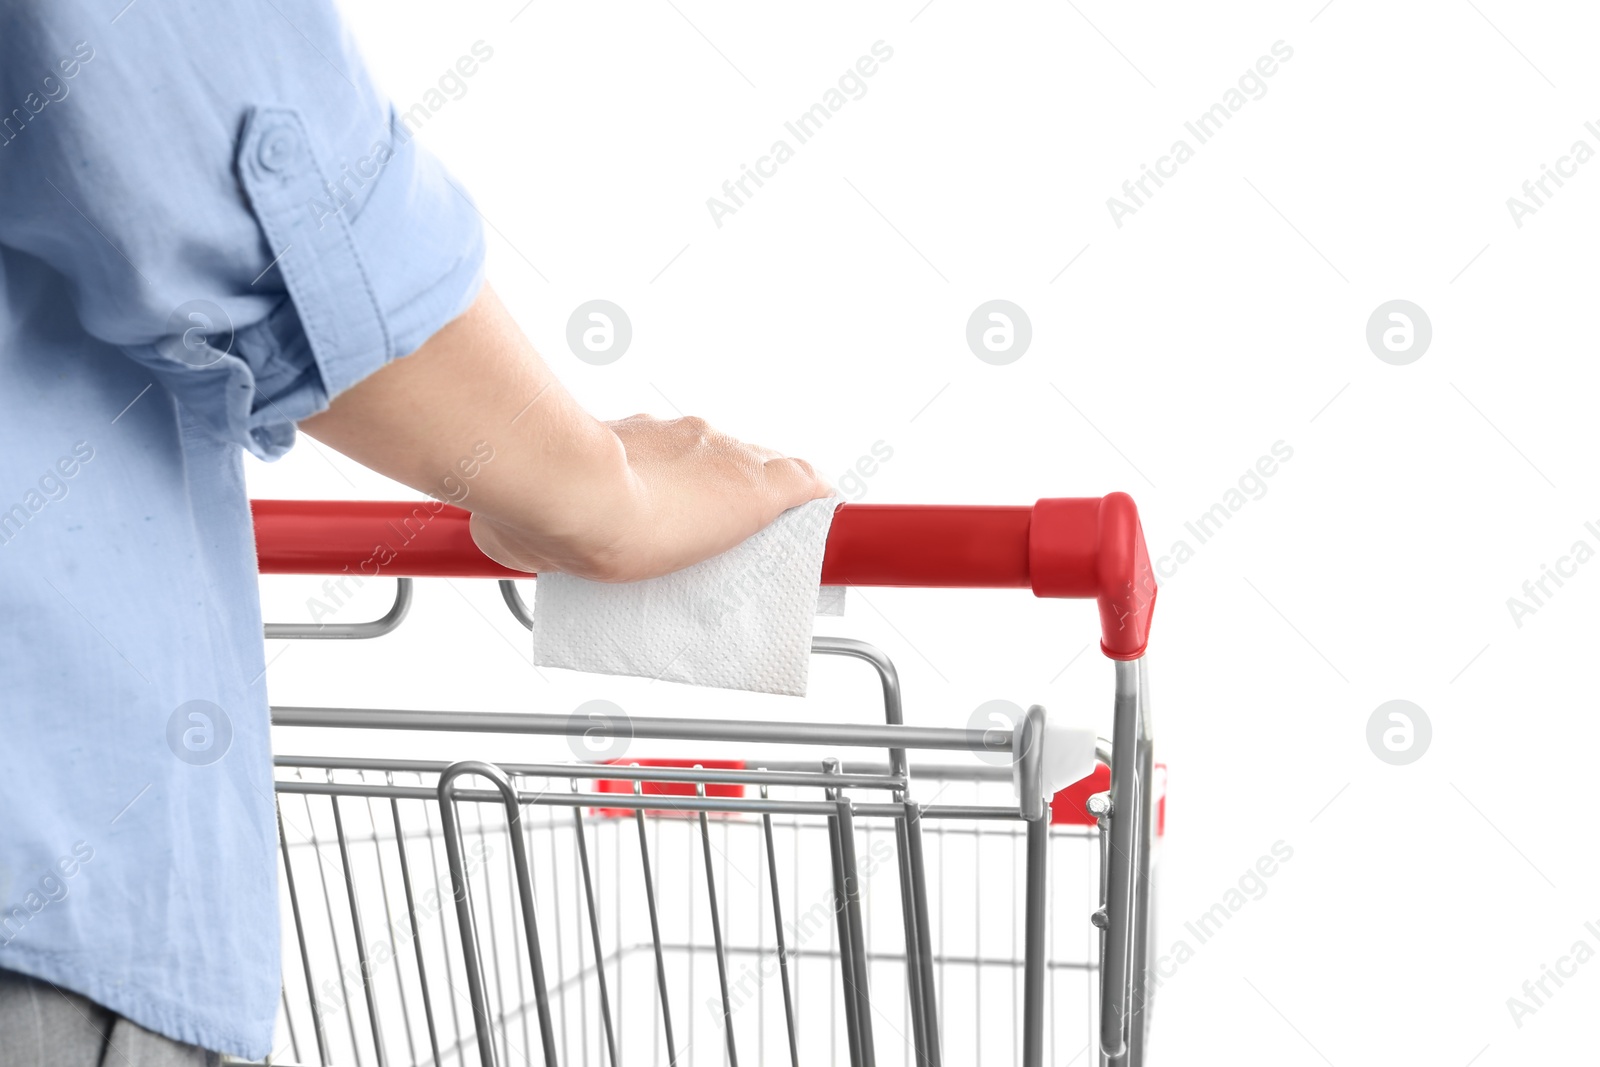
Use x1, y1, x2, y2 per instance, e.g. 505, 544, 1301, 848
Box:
253, 496, 1160, 1067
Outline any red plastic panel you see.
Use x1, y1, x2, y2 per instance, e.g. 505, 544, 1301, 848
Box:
1050, 764, 1109, 827
592, 758, 747, 819
1049, 761, 1166, 835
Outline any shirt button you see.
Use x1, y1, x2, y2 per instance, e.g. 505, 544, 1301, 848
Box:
257, 127, 300, 173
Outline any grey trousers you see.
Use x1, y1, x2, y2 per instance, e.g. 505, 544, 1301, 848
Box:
0, 970, 219, 1067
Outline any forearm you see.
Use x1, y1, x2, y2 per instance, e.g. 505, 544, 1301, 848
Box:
301, 282, 832, 583
298, 284, 635, 576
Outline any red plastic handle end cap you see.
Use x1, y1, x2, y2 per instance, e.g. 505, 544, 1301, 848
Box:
1030, 493, 1157, 660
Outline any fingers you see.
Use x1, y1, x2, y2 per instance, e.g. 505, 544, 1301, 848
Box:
467, 512, 545, 575
607, 410, 833, 543
762, 454, 835, 508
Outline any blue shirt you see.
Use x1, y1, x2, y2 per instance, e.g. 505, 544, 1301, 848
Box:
0, 3, 485, 1057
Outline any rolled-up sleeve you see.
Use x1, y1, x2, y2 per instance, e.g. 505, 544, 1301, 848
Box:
0, 0, 486, 458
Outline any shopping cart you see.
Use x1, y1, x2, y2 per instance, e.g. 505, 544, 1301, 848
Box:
253, 494, 1160, 1067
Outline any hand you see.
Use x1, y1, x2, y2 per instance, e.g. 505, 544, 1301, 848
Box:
471, 414, 834, 582
299, 284, 832, 584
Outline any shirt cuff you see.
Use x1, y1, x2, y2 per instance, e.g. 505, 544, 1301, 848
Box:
224, 105, 486, 459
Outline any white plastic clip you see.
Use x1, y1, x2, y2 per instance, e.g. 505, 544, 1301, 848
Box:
1013, 705, 1098, 817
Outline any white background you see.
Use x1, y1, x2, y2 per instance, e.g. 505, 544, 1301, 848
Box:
251, 2, 1600, 1063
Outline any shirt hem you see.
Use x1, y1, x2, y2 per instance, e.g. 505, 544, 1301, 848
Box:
0, 946, 273, 1060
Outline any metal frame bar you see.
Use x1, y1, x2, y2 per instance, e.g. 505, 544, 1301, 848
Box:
698, 789, 742, 1067
272, 705, 1001, 753
632, 782, 679, 1066
832, 787, 876, 1067
759, 784, 803, 1067
1097, 657, 1152, 1064
278, 754, 900, 792
264, 578, 413, 640
570, 801, 619, 1067
437, 761, 559, 1067
499, 579, 535, 629
389, 793, 443, 1067
277, 810, 331, 1067
825, 768, 867, 1067
1021, 818, 1049, 1067
330, 797, 387, 1066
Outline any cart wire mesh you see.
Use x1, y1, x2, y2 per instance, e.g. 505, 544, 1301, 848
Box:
270, 754, 1112, 1067
264, 635, 1157, 1067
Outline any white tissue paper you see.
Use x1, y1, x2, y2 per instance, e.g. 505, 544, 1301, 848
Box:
532, 496, 845, 696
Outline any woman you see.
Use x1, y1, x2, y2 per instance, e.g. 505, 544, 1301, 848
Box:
0, 2, 827, 1060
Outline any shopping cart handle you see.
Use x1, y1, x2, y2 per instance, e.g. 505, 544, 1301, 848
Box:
251, 492, 1155, 658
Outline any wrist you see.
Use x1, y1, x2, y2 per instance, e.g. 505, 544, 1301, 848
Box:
469, 422, 643, 580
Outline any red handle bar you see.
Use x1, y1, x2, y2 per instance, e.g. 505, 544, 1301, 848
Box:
251, 493, 1155, 659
